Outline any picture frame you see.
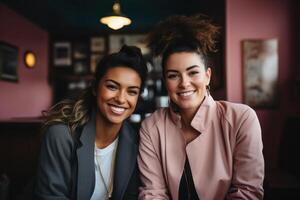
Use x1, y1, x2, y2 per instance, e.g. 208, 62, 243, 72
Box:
108, 34, 150, 55
53, 42, 72, 66
90, 37, 106, 52
242, 38, 279, 108
73, 42, 88, 59
0, 41, 19, 82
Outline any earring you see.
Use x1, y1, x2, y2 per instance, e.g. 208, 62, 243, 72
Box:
206, 85, 210, 96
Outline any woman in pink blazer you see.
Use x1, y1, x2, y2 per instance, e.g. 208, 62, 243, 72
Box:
138, 15, 264, 200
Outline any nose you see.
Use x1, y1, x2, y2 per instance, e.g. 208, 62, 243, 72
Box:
115, 90, 126, 104
179, 74, 190, 88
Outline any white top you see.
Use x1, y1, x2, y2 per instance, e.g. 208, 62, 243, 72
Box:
90, 137, 119, 200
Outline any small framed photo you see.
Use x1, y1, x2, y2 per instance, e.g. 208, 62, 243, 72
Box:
90, 37, 106, 52
73, 42, 88, 59
108, 34, 149, 55
0, 41, 18, 82
53, 42, 72, 66
243, 38, 279, 108
73, 60, 89, 75
90, 54, 104, 74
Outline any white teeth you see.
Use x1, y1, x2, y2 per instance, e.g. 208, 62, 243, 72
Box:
110, 106, 125, 114
178, 91, 194, 97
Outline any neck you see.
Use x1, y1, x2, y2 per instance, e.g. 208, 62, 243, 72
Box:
95, 113, 121, 149
180, 109, 196, 129
179, 96, 206, 129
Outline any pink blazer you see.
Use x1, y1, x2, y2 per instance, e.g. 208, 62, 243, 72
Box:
138, 95, 264, 200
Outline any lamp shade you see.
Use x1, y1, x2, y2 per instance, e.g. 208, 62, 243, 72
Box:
100, 2, 131, 30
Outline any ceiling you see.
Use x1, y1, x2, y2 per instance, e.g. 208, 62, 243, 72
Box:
1, 0, 225, 34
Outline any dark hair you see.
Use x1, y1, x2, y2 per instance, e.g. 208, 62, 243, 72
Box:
94, 45, 147, 92
146, 14, 220, 74
161, 39, 208, 74
43, 45, 147, 134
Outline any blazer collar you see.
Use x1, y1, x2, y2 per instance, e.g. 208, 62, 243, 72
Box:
76, 111, 138, 200
76, 112, 96, 200
190, 95, 216, 132
169, 95, 216, 132
112, 120, 138, 200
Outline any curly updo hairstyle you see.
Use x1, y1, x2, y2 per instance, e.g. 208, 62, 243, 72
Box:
146, 14, 220, 71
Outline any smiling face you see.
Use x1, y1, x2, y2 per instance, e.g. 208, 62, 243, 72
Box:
165, 52, 211, 114
96, 66, 142, 125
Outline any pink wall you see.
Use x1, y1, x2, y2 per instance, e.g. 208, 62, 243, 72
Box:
0, 4, 52, 120
226, 0, 300, 181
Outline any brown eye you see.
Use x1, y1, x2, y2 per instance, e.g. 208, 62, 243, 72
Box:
128, 90, 139, 96
106, 84, 118, 91
189, 71, 199, 76
167, 73, 179, 80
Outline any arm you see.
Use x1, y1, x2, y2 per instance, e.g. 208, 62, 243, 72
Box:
226, 108, 264, 200
35, 125, 74, 200
138, 125, 169, 200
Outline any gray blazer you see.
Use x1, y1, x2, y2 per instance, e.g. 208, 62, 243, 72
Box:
35, 113, 140, 200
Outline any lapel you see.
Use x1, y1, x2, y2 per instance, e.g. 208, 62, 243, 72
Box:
76, 113, 96, 200
112, 121, 138, 200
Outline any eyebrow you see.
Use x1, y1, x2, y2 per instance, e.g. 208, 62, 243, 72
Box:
186, 65, 200, 71
106, 79, 140, 89
166, 65, 200, 73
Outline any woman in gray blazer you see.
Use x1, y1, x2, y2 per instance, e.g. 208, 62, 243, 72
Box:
35, 45, 147, 200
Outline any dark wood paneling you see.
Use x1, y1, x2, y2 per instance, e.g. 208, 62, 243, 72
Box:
0, 120, 43, 199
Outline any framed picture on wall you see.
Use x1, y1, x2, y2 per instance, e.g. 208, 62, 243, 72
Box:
90, 37, 106, 52
242, 38, 279, 108
0, 41, 18, 82
73, 42, 88, 59
108, 34, 150, 55
53, 42, 72, 66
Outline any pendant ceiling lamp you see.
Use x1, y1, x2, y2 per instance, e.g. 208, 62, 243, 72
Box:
100, 0, 131, 30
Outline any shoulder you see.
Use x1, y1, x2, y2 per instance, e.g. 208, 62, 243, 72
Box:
43, 123, 74, 146
141, 108, 169, 131
216, 101, 258, 127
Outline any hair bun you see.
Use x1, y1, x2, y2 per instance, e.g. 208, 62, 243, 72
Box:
146, 14, 220, 56
120, 45, 143, 58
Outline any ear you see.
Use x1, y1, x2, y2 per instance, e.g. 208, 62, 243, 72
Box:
205, 67, 212, 85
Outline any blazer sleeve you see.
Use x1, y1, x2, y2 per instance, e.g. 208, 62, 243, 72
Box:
226, 108, 264, 200
138, 124, 170, 200
35, 124, 74, 200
